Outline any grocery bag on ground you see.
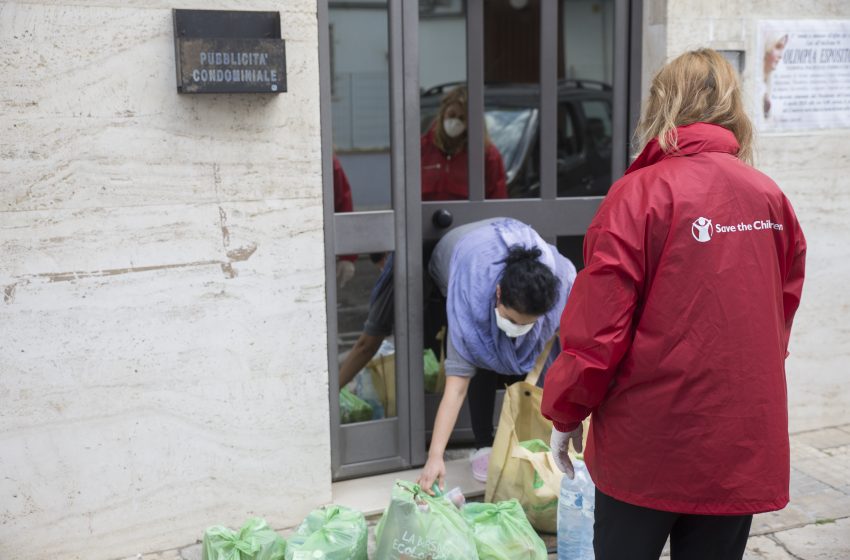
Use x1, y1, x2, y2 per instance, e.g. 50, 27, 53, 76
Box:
339, 387, 373, 424
374, 480, 479, 559
462, 499, 548, 560
285, 505, 367, 560
485, 336, 564, 533
367, 339, 397, 417
202, 517, 286, 560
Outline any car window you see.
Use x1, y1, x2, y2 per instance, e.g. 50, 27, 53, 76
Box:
581, 100, 612, 156
485, 108, 535, 180
558, 102, 582, 158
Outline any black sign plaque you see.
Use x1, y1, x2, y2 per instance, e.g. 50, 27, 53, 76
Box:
173, 9, 287, 94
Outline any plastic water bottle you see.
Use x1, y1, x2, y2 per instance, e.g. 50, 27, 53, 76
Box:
558, 461, 595, 559
579, 474, 595, 558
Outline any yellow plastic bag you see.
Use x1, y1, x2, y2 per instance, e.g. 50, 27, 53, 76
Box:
367, 353, 396, 418
484, 336, 587, 534
424, 326, 448, 394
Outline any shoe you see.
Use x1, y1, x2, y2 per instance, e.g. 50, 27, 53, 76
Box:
470, 447, 492, 483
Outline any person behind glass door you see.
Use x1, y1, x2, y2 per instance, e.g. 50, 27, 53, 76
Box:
421, 86, 508, 201
418, 86, 510, 433
338, 252, 393, 390
333, 154, 357, 288
416, 218, 576, 493
542, 49, 806, 560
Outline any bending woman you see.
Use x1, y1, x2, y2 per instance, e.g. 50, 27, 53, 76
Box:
417, 217, 576, 492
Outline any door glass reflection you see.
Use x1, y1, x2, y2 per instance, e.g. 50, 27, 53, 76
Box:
484, 0, 541, 199
478, 0, 617, 199
329, 2, 392, 211
337, 252, 397, 423
557, 0, 615, 197
419, 3, 509, 201
329, 1, 397, 426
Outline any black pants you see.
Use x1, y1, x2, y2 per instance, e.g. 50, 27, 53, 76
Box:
467, 369, 517, 448
467, 367, 549, 449
594, 488, 752, 560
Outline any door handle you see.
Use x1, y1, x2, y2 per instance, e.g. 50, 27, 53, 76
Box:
432, 209, 453, 229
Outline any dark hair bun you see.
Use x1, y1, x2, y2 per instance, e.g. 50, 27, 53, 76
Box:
497, 245, 561, 316
502, 245, 543, 266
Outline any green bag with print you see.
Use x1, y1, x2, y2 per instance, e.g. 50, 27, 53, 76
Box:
374, 480, 479, 559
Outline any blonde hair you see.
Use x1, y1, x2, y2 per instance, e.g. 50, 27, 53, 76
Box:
635, 48, 753, 164
432, 86, 492, 153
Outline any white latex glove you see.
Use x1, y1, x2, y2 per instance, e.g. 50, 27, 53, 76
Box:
550, 424, 584, 479
336, 260, 356, 289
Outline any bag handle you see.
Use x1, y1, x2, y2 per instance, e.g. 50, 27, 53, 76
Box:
436, 326, 447, 365
435, 326, 447, 393
511, 445, 564, 495
524, 333, 557, 387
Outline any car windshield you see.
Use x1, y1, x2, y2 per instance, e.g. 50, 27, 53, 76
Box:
485, 107, 536, 181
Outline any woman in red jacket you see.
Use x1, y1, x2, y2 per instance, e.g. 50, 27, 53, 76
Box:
421, 86, 507, 201
542, 49, 806, 559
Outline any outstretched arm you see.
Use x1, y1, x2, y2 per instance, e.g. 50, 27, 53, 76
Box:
338, 333, 384, 389
417, 375, 471, 494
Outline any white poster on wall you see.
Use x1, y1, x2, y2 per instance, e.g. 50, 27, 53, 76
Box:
759, 20, 850, 132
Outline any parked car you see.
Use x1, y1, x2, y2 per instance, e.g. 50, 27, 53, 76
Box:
420, 80, 614, 198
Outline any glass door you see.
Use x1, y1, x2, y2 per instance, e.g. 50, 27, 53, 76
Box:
416, 0, 639, 448
321, 0, 642, 479
320, 0, 424, 479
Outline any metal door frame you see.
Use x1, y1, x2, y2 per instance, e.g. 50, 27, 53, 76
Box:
320, 0, 643, 481
320, 0, 423, 480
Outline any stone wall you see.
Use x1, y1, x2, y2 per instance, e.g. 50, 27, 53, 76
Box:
0, 2, 331, 558
643, 0, 850, 431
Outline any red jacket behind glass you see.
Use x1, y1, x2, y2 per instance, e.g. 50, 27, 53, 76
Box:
420, 127, 507, 201
333, 155, 357, 263
542, 123, 807, 515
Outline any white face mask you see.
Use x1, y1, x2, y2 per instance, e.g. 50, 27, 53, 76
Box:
443, 118, 466, 138
494, 307, 535, 338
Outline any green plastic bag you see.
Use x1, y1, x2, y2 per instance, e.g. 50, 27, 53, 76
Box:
202, 517, 287, 560
423, 348, 441, 393
285, 505, 367, 560
374, 480, 479, 559
462, 500, 548, 560
340, 387, 373, 424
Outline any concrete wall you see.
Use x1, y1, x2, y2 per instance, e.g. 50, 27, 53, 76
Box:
0, 2, 331, 559
644, 0, 850, 432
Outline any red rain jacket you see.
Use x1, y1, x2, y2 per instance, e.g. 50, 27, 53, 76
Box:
332, 156, 357, 263
542, 123, 806, 515
420, 128, 507, 201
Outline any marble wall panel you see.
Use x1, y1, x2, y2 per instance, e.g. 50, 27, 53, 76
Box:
0, 1, 329, 559
0, 2, 320, 211
1, 201, 330, 558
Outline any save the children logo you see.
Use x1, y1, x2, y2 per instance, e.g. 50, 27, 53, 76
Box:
691, 215, 784, 243
692, 217, 714, 243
